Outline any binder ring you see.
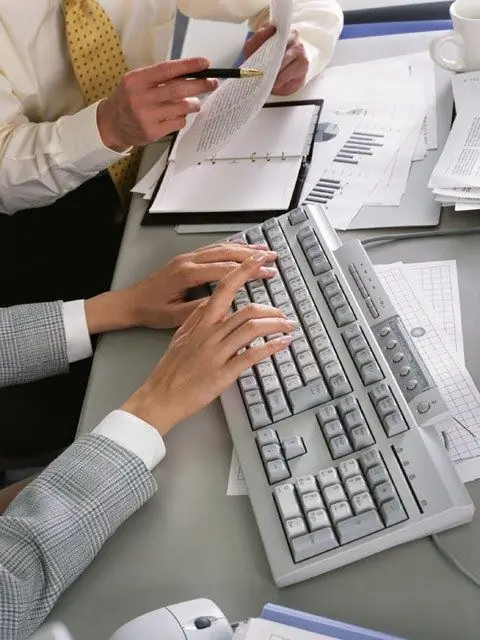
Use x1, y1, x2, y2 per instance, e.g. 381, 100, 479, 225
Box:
211, 154, 217, 165
251, 152, 257, 163
266, 152, 271, 162
281, 150, 286, 161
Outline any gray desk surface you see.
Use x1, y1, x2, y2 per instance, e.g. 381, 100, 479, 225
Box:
51, 32, 480, 640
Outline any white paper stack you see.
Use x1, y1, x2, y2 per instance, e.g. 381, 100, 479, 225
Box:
297, 52, 435, 230
429, 70, 480, 212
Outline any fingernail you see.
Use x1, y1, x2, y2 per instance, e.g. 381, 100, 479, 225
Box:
253, 251, 267, 262
276, 335, 293, 346
286, 320, 297, 329
262, 267, 278, 276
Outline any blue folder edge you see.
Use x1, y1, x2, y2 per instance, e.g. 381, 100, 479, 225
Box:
340, 19, 452, 39
259, 604, 406, 640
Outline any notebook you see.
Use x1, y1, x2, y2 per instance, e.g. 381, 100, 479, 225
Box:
142, 100, 322, 226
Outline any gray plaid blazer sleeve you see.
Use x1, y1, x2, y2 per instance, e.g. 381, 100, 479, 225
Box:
0, 433, 157, 640
0, 301, 69, 387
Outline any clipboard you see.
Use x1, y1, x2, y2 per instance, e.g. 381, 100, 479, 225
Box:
141, 99, 323, 226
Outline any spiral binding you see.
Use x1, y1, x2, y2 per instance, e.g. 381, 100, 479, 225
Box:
205, 150, 288, 164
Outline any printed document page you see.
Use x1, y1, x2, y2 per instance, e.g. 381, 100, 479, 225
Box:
173, 0, 293, 171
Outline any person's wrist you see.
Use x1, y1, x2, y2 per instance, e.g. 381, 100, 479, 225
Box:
84, 290, 140, 335
121, 384, 178, 437
96, 99, 130, 152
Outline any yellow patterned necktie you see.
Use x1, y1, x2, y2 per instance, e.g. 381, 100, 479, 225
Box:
63, 0, 142, 208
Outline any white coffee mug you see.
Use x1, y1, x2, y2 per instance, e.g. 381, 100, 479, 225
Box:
430, 0, 480, 72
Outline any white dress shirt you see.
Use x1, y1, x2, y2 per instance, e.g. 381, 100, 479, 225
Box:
0, 0, 343, 214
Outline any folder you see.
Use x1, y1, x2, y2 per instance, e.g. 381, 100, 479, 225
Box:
142, 99, 322, 226
259, 604, 406, 640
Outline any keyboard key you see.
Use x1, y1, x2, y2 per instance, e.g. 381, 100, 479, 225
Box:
369, 382, 391, 405
268, 280, 286, 296
343, 409, 365, 433
244, 390, 263, 406
289, 380, 331, 413
240, 376, 259, 392
285, 517, 307, 539
301, 492, 324, 513
336, 510, 384, 545
307, 245, 324, 260
292, 528, 339, 562
323, 483, 347, 505
329, 293, 347, 310
267, 459, 290, 483
261, 375, 281, 394
246, 226, 265, 243
334, 305, 356, 327
301, 364, 322, 384
289, 208, 308, 225
252, 290, 270, 305
282, 436, 306, 460
329, 374, 352, 398
354, 349, 374, 368
366, 464, 389, 488
274, 349, 293, 366
384, 411, 408, 436
257, 362, 275, 378
324, 282, 342, 299
342, 324, 362, 342
350, 426, 375, 450
337, 396, 358, 418
360, 362, 383, 385
317, 467, 339, 489
248, 403, 271, 429
297, 225, 313, 239
359, 449, 382, 471
338, 459, 361, 481
263, 217, 279, 230
317, 348, 337, 368
256, 428, 278, 447
373, 481, 397, 506
279, 361, 298, 378
311, 255, 331, 275
275, 484, 301, 520
380, 498, 408, 527
376, 397, 397, 419
266, 389, 292, 422
296, 351, 315, 368
292, 338, 310, 355
329, 435, 352, 459
288, 277, 304, 292
352, 492, 375, 515
296, 475, 317, 495
283, 375, 303, 392
317, 271, 336, 289
329, 501, 353, 524
262, 444, 282, 462
313, 335, 332, 355
345, 475, 368, 499
306, 508, 330, 531
322, 420, 345, 440
317, 405, 339, 426
306, 323, 325, 340
348, 335, 368, 355
298, 299, 316, 315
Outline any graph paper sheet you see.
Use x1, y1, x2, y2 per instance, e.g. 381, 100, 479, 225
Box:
227, 259, 477, 494
406, 260, 465, 364
377, 262, 480, 484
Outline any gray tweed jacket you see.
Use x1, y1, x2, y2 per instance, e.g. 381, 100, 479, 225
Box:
0, 302, 157, 638
0, 301, 70, 387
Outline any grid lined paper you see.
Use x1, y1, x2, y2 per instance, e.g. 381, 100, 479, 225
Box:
377, 263, 480, 482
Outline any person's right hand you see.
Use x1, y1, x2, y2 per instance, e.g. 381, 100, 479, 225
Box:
97, 57, 218, 151
122, 253, 296, 436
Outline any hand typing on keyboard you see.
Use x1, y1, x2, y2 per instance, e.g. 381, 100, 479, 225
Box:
122, 251, 296, 436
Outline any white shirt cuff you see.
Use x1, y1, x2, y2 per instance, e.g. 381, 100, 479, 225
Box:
62, 300, 93, 363
58, 102, 131, 174
93, 410, 166, 471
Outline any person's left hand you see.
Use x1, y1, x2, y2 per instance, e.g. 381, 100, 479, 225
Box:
84, 244, 277, 334
243, 25, 309, 96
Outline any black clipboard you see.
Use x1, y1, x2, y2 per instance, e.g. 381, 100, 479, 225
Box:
141, 99, 323, 227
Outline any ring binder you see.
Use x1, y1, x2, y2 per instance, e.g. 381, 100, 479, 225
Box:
143, 98, 323, 226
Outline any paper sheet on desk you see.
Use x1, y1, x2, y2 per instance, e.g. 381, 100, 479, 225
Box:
235, 618, 335, 640
227, 260, 474, 495
132, 149, 169, 199
172, 0, 292, 171
377, 263, 480, 484
452, 70, 480, 114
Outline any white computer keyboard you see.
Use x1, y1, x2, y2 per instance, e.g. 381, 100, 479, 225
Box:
218, 205, 474, 587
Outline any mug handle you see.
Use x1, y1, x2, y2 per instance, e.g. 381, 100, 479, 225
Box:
429, 31, 466, 72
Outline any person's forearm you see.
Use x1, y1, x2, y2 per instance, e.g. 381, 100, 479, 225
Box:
0, 104, 125, 215
0, 433, 157, 638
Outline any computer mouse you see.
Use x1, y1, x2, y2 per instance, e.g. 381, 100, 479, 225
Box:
109, 598, 234, 640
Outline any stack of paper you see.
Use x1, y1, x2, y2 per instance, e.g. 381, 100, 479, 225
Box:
429, 70, 480, 212
298, 52, 437, 230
